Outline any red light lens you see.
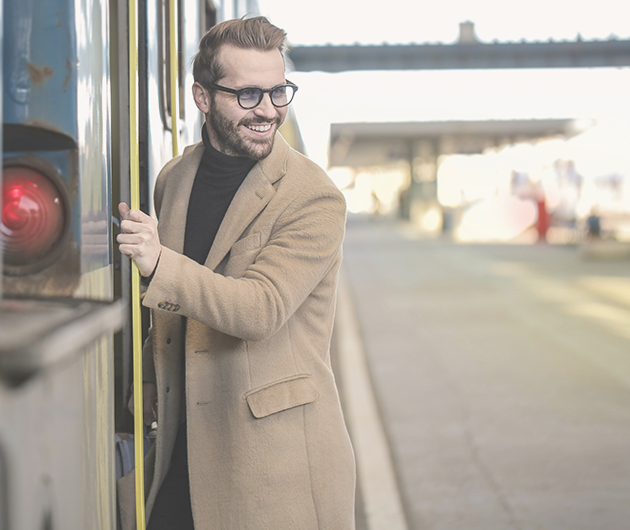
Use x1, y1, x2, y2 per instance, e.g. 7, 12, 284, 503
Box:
2, 166, 66, 267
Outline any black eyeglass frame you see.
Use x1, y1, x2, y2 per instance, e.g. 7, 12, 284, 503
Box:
208, 81, 298, 109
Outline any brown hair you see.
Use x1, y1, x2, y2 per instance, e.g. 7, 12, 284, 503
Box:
193, 16, 287, 90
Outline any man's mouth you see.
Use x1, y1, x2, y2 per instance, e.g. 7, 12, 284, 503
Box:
245, 123, 273, 133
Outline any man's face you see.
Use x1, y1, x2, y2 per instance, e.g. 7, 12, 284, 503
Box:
206, 45, 288, 160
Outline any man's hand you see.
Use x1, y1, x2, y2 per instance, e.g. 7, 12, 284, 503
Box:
117, 202, 162, 277
128, 382, 158, 426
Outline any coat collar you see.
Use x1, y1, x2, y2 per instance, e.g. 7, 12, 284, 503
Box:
157, 142, 204, 255
205, 134, 289, 270
159, 133, 290, 270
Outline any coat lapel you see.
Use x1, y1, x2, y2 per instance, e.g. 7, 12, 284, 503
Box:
204, 134, 289, 270
157, 142, 204, 254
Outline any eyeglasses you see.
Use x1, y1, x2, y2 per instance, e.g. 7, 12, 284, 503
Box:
209, 81, 298, 110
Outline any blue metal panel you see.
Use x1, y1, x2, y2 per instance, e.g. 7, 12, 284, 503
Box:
3, 0, 77, 140
2, 0, 83, 296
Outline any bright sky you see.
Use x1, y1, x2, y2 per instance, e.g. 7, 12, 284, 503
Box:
256, 0, 630, 166
257, 0, 630, 46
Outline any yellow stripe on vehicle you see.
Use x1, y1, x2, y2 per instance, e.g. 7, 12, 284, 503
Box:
169, 0, 178, 157
129, 0, 146, 527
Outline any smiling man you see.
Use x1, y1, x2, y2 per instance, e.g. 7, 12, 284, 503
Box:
116, 16, 356, 530
198, 44, 288, 160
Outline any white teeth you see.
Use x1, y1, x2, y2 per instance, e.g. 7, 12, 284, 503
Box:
247, 124, 272, 132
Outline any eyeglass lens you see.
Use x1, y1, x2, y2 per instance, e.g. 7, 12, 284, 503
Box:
239, 85, 296, 109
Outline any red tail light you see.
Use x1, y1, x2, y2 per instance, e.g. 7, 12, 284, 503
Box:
2, 165, 66, 268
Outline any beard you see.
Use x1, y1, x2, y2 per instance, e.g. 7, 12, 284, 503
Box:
208, 104, 282, 161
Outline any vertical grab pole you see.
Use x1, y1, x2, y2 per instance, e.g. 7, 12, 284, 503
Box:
129, 0, 146, 528
169, 0, 178, 157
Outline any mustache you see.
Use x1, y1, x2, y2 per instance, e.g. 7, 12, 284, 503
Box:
240, 116, 282, 127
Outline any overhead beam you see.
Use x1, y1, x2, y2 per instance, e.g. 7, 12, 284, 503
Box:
288, 39, 630, 72
330, 119, 576, 141
328, 119, 577, 166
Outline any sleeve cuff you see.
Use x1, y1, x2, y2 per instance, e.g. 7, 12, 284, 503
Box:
141, 254, 161, 286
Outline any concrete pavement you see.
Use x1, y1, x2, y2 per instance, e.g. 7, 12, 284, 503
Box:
334, 215, 630, 530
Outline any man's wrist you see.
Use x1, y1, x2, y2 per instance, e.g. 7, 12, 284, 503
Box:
141, 251, 161, 285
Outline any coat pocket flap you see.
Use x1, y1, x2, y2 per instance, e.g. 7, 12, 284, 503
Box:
244, 375, 320, 419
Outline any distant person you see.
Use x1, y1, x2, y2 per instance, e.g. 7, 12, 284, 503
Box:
534, 182, 549, 243
116, 16, 355, 530
587, 209, 601, 239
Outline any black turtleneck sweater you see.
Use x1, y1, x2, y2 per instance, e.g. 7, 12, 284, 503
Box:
183, 126, 256, 264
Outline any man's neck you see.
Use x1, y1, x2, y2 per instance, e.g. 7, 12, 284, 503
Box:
200, 124, 257, 176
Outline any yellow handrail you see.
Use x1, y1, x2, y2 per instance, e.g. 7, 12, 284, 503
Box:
129, 0, 146, 527
169, 0, 178, 157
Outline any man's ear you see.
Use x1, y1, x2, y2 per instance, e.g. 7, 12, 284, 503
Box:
192, 82, 211, 114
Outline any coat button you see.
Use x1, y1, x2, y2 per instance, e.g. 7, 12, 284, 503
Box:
166, 387, 170, 393
166, 338, 171, 344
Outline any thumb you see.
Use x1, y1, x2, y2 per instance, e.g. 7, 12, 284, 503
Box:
118, 202, 130, 219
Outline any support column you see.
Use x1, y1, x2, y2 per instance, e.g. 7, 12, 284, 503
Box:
406, 138, 442, 234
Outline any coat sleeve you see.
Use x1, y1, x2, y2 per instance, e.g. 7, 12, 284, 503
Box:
141, 187, 346, 342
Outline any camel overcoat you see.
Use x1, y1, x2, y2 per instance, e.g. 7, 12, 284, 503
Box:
118, 134, 356, 529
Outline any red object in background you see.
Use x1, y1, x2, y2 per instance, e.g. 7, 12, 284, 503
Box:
536, 199, 549, 242
1, 166, 66, 266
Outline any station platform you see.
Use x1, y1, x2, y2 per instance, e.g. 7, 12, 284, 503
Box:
333, 215, 630, 530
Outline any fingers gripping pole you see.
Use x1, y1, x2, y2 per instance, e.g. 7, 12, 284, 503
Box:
129, 0, 146, 527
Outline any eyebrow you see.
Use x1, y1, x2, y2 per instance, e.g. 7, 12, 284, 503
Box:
230, 79, 290, 90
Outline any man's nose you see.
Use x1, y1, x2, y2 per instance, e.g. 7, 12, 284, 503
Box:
253, 93, 276, 119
